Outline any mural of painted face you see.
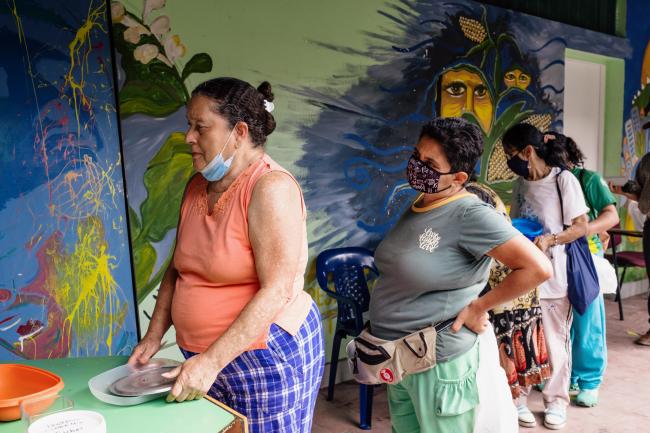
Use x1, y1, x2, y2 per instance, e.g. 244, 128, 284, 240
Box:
185, 95, 238, 174
440, 68, 494, 133
504, 68, 531, 90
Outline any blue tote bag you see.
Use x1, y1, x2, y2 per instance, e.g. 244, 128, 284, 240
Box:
555, 171, 600, 315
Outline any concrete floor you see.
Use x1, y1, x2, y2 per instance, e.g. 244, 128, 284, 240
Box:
312, 295, 650, 433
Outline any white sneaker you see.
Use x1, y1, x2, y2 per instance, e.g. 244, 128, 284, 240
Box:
544, 406, 567, 430
517, 405, 536, 428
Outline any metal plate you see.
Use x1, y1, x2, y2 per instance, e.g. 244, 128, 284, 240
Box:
108, 366, 177, 397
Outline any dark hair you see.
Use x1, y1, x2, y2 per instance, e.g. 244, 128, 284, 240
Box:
418, 117, 484, 176
550, 132, 584, 167
501, 122, 567, 168
466, 183, 496, 207
630, 152, 650, 195
192, 77, 276, 147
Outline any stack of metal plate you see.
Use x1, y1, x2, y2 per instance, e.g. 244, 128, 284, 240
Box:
88, 359, 181, 406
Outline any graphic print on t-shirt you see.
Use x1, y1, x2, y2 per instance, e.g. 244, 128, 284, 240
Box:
519, 202, 541, 225
515, 190, 543, 225
418, 227, 441, 253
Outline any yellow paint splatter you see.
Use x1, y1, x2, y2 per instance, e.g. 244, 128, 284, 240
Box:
62, 0, 108, 136
102, 102, 116, 128
50, 217, 124, 355
51, 155, 120, 220
9, 0, 51, 194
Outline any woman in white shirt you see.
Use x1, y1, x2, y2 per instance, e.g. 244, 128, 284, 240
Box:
502, 123, 589, 430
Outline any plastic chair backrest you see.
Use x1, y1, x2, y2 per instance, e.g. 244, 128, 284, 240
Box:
316, 247, 377, 325
610, 223, 623, 250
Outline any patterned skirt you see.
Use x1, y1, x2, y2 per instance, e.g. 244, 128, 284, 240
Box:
488, 263, 552, 398
490, 305, 552, 398
466, 181, 552, 398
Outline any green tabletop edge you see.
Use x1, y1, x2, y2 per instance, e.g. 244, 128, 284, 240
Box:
1, 356, 235, 433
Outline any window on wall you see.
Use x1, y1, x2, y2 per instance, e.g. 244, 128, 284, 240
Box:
479, 0, 624, 36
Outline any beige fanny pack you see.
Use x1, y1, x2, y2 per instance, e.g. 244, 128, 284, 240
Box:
346, 318, 455, 385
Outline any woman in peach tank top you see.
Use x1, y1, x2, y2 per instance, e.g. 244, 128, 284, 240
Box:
129, 77, 324, 433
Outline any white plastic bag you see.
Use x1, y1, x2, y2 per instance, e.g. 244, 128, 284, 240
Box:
473, 323, 518, 433
592, 254, 617, 294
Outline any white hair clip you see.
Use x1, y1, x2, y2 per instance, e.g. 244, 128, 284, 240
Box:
263, 100, 275, 113
543, 134, 556, 144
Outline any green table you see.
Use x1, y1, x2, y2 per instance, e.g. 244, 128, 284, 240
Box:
2, 356, 246, 433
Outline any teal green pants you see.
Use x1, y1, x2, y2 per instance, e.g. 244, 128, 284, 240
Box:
570, 294, 607, 390
570, 248, 607, 390
387, 342, 480, 433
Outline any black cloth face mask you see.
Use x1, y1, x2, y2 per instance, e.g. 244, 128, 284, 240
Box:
506, 152, 530, 178
406, 155, 455, 193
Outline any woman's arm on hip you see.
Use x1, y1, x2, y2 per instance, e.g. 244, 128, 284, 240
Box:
452, 235, 553, 334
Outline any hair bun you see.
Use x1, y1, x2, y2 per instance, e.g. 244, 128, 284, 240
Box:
257, 81, 274, 102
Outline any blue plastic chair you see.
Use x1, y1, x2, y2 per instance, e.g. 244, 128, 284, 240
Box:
316, 247, 378, 430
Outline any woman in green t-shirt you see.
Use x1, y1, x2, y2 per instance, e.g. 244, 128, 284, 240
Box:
556, 133, 619, 408
368, 117, 553, 433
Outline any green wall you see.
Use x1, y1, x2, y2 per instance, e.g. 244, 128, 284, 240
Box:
122, 0, 386, 173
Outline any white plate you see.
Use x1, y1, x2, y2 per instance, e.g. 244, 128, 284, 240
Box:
88, 359, 180, 406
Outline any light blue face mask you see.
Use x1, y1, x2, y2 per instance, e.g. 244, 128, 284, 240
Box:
200, 127, 236, 181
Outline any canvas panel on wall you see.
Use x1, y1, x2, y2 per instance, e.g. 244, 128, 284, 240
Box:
0, 0, 138, 360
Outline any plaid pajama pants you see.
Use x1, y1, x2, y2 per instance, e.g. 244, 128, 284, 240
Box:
180, 301, 325, 433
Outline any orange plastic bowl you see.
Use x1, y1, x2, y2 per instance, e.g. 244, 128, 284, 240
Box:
0, 364, 64, 422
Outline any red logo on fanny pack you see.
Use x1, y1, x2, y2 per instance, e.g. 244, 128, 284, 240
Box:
380, 368, 394, 383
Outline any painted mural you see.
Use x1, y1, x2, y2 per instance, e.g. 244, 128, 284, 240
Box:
110, 0, 213, 355
616, 0, 650, 253
622, 0, 650, 180
295, 1, 567, 252
621, 43, 650, 180
618, 40, 650, 242
110, 0, 212, 305
297, 1, 627, 333
0, 0, 137, 360
109, 0, 629, 356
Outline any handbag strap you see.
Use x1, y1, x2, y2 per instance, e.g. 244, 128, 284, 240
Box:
434, 317, 456, 332
555, 168, 569, 230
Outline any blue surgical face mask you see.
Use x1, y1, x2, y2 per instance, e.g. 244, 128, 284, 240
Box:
200, 127, 236, 181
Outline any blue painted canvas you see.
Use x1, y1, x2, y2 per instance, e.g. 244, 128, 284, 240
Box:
0, 0, 137, 360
